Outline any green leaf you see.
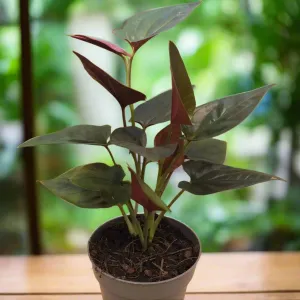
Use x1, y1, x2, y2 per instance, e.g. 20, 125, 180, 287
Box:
182, 85, 274, 140
179, 160, 285, 195
141, 145, 177, 163
18, 125, 111, 147
110, 127, 176, 161
110, 127, 147, 147
134, 89, 172, 128
129, 167, 169, 212
70, 163, 126, 192
169, 41, 196, 116
114, 1, 201, 50
40, 165, 130, 208
185, 139, 227, 164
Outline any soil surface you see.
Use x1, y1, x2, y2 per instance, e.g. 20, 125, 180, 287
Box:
89, 216, 200, 282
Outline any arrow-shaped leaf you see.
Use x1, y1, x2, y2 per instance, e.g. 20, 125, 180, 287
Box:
70, 35, 131, 57
129, 167, 169, 212
114, 1, 201, 52
110, 127, 176, 161
182, 85, 274, 140
111, 126, 147, 147
74, 52, 146, 109
134, 89, 172, 128
18, 125, 111, 147
185, 139, 227, 164
40, 165, 130, 208
179, 160, 285, 195
170, 42, 193, 125
170, 41, 196, 116
70, 163, 126, 192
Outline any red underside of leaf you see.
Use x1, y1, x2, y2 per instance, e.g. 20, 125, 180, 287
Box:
155, 124, 184, 173
128, 167, 161, 212
171, 76, 192, 125
129, 36, 155, 53
155, 124, 180, 146
74, 52, 146, 109
71, 35, 131, 57
162, 149, 185, 174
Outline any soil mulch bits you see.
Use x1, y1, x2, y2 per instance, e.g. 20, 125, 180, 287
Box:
89, 216, 200, 282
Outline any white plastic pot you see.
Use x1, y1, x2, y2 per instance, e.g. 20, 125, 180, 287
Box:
88, 216, 201, 300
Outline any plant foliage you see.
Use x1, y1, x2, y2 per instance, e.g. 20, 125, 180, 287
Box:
18, 1, 283, 249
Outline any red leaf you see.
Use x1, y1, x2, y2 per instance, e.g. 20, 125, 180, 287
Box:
70, 35, 131, 57
162, 150, 185, 174
171, 78, 192, 125
74, 52, 146, 109
128, 167, 161, 212
169, 42, 192, 125
155, 124, 185, 174
155, 124, 181, 146
129, 36, 155, 53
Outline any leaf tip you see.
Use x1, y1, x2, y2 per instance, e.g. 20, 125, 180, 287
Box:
169, 41, 178, 53
178, 181, 189, 189
17, 141, 30, 148
73, 51, 85, 61
194, 1, 202, 6
272, 176, 287, 182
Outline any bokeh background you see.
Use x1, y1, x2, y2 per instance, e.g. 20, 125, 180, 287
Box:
1, 0, 299, 254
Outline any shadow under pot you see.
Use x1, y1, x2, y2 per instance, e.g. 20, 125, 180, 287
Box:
88, 215, 201, 300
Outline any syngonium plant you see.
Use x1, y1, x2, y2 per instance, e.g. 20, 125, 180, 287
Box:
19, 1, 284, 250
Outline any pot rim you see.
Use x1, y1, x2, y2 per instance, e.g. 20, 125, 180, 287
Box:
88, 214, 201, 286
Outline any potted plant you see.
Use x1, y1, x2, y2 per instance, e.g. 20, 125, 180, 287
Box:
19, 1, 284, 299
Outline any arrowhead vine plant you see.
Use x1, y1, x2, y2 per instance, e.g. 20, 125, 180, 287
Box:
20, 1, 284, 252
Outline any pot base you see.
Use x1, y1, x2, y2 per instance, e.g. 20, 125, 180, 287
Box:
100, 285, 187, 300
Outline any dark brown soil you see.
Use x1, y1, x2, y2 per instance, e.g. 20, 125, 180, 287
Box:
89, 216, 199, 282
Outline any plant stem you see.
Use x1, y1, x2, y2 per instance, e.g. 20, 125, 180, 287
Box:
122, 109, 127, 127
118, 204, 136, 236
169, 189, 185, 209
105, 146, 117, 165
134, 202, 139, 215
156, 171, 173, 197
130, 105, 135, 126
141, 158, 147, 180
126, 57, 135, 127
131, 152, 140, 173
151, 190, 185, 240
143, 212, 150, 250
127, 202, 145, 246
125, 56, 141, 178
148, 211, 156, 243
155, 163, 163, 190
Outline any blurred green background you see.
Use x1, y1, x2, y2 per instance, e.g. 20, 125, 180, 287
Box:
1, 0, 299, 254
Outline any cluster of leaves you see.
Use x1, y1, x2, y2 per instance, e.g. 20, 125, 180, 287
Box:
19, 1, 283, 248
